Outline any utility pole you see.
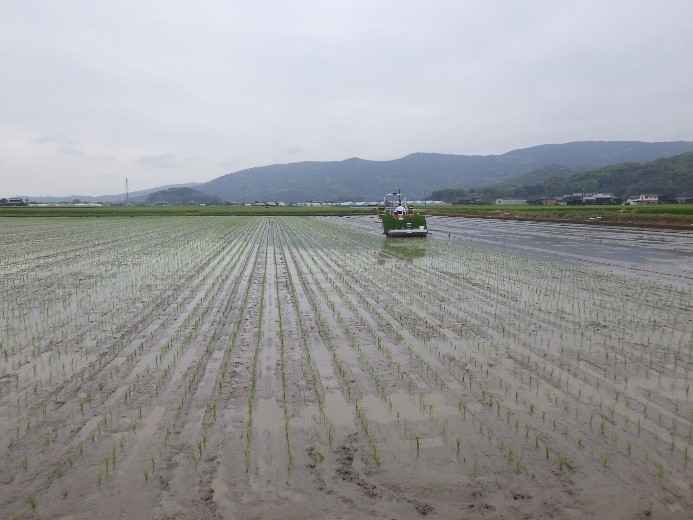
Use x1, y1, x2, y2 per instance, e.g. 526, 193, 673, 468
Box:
125, 178, 129, 204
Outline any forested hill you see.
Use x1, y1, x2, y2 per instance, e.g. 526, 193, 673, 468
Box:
544, 151, 693, 197
144, 187, 221, 205
196, 141, 693, 202
431, 151, 693, 201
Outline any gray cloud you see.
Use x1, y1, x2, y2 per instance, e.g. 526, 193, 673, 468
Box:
87, 156, 118, 164
34, 135, 77, 146
2, 1, 692, 196
58, 146, 85, 156
135, 153, 199, 170
135, 153, 181, 170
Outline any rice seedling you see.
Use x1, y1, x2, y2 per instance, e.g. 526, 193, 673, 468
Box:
654, 460, 664, 477
558, 455, 567, 472
515, 456, 523, 474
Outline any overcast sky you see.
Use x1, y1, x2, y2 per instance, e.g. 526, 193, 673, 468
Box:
2, 1, 692, 197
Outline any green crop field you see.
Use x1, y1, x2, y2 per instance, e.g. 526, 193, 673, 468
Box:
422, 204, 693, 228
0, 204, 375, 218
2, 203, 690, 228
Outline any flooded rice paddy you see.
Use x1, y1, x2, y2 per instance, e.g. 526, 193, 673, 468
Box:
1, 216, 692, 519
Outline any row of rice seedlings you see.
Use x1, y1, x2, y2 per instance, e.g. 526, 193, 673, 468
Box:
290, 222, 453, 392
93, 220, 257, 488
244, 220, 270, 473
271, 222, 294, 471
82, 223, 249, 489
280, 220, 389, 458
275, 222, 337, 446
283, 219, 465, 462
288, 231, 437, 431
189, 219, 264, 467
146, 220, 265, 479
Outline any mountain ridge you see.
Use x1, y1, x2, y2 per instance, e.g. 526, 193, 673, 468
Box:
431, 151, 693, 201
197, 141, 693, 202
16, 141, 693, 202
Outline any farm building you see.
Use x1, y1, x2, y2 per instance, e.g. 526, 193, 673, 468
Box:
494, 198, 527, 205
626, 194, 659, 205
0, 197, 27, 206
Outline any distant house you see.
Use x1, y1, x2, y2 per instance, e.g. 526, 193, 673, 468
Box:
526, 197, 558, 206
582, 193, 621, 205
0, 197, 27, 206
562, 193, 588, 205
626, 194, 658, 205
657, 195, 678, 204
560, 193, 620, 205
494, 198, 527, 205
454, 197, 492, 205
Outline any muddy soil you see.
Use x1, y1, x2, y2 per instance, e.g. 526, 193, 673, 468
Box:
1, 216, 691, 519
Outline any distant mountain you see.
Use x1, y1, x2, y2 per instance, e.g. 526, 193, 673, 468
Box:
432, 152, 693, 201
14, 141, 693, 202
196, 141, 693, 202
23, 183, 200, 203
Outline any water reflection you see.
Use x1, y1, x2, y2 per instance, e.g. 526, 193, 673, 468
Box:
377, 237, 427, 264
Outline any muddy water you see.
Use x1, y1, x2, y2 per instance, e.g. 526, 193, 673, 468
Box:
428, 216, 693, 280
328, 215, 693, 284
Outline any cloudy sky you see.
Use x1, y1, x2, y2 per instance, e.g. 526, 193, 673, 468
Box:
2, 1, 692, 197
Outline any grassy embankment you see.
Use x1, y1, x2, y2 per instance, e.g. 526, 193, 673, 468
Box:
420, 204, 693, 230
1, 203, 691, 229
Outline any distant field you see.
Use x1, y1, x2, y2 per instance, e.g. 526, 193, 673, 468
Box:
422, 204, 693, 229
424, 203, 693, 216
1, 203, 691, 228
0, 205, 375, 217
